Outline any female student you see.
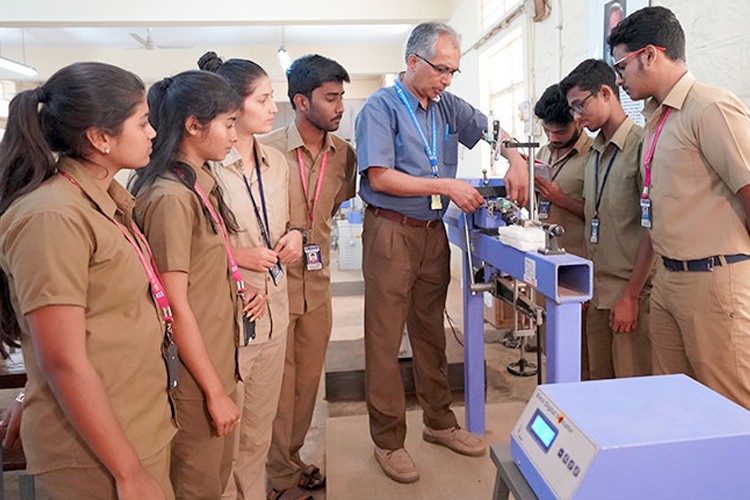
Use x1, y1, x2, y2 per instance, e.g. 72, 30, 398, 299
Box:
131, 70, 265, 499
198, 51, 303, 500
0, 62, 175, 499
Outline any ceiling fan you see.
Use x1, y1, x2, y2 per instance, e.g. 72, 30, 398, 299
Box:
128, 28, 192, 50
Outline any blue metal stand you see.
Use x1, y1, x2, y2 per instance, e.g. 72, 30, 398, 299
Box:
445, 179, 592, 435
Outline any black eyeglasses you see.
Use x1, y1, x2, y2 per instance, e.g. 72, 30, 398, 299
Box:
569, 92, 597, 115
414, 54, 461, 78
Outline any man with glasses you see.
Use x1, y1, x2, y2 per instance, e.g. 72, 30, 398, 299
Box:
608, 7, 750, 411
355, 21, 528, 483
559, 58, 652, 381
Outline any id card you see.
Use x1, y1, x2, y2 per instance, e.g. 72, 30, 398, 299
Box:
304, 244, 323, 271
270, 262, 283, 287
538, 200, 551, 220
590, 218, 600, 244
162, 333, 180, 391
640, 198, 652, 228
430, 194, 443, 211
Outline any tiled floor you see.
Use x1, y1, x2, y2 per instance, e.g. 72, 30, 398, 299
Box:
1, 248, 540, 499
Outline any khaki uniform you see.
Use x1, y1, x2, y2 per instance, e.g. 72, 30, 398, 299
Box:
260, 122, 356, 489
0, 157, 175, 499
212, 142, 290, 500
583, 117, 651, 379
135, 164, 240, 500
644, 71, 750, 409
537, 131, 592, 257
536, 132, 592, 378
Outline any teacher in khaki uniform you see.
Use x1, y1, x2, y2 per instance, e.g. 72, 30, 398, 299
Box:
261, 54, 356, 494
355, 22, 528, 484
561, 59, 651, 380
610, 7, 750, 410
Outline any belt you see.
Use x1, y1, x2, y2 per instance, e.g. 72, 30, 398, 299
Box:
366, 205, 441, 228
661, 254, 750, 272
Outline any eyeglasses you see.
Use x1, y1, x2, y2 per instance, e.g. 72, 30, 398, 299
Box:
612, 45, 666, 77
414, 54, 461, 78
569, 92, 597, 115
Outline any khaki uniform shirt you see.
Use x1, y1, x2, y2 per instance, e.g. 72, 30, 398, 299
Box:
211, 142, 290, 343
0, 157, 175, 474
643, 71, 750, 259
135, 164, 240, 399
537, 131, 592, 257
260, 122, 357, 315
584, 117, 645, 309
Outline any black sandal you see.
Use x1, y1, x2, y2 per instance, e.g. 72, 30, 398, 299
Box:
298, 464, 326, 490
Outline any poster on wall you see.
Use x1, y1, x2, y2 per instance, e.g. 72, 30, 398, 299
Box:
588, 0, 650, 125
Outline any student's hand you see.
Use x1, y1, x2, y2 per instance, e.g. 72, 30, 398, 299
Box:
242, 288, 266, 321
206, 392, 240, 437
235, 247, 278, 273
535, 175, 564, 205
441, 179, 484, 213
610, 294, 639, 333
0, 398, 23, 450
274, 230, 303, 265
116, 467, 166, 500
504, 156, 529, 207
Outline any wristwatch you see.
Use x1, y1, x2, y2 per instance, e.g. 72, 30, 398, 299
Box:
290, 227, 307, 245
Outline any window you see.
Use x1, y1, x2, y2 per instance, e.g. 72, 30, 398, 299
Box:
481, 0, 523, 32
486, 27, 525, 149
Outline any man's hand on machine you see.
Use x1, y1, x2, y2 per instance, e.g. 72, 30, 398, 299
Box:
504, 156, 529, 207
441, 178, 484, 212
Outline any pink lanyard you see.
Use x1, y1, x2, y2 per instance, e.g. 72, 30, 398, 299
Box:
59, 171, 174, 328
297, 148, 328, 234
642, 107, 672, 198
175, 168, 245, 297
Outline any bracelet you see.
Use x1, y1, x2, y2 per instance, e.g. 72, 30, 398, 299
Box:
15, 392, 24, 404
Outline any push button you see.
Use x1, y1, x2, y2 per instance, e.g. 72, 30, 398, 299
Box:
557, 448, 564, 458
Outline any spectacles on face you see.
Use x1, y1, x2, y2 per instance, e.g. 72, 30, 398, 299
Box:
612, 45, 666, 77
414, 54, 461, 78
569, 92, 597, 116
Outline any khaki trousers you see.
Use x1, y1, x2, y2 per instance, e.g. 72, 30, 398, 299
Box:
171, 392, 236, 500
362, 210, 457, 451
267, 300, 332, 490
650, 259, 750, 409
223, 331, 287, 500
37, 444, 174, 500
586, 295, 652, 380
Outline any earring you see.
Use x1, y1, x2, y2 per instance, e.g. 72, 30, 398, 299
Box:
104, 147, 110, 155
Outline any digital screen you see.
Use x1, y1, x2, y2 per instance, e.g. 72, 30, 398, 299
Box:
527, 409, 558, 452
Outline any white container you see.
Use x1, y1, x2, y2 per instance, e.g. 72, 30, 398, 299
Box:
337, 220, 363, 270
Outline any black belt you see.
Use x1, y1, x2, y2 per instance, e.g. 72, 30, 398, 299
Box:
661, 254, 750, 272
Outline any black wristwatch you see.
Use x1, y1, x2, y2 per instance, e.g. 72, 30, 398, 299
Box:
290, 227, 307, 245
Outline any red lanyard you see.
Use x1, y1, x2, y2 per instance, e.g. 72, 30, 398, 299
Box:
297, 148, 328, 234
175, 168, 245, 297
642, 107, 672, 198
59, 171, 174, 327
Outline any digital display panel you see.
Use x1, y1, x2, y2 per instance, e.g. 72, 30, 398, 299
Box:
527, 409, 558, 452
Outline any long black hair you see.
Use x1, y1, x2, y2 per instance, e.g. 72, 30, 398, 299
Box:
198, 51, 268, 98
129, 70, 240, 233
0, 62, 145, 356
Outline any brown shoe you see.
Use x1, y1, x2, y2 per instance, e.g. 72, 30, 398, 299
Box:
374, 446, 420, 483
423, 425, 486, 456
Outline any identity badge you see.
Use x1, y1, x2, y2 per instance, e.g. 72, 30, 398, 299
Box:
270, 262, 283, 287
304, 244, 323, 271
590, 218, 600, 244
430, 194, 443, 211
640, 198, 652, 228
538, 200, 551, 220
162, 333, 180, 391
